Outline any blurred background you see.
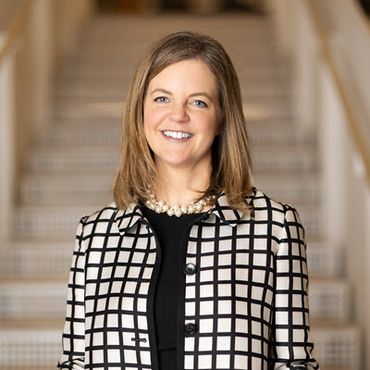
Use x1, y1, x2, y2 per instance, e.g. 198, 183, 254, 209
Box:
0, 0, 369, 369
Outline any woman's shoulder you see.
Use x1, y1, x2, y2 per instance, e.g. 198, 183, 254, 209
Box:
250, 186, 298, 218
78, 201, 121, 225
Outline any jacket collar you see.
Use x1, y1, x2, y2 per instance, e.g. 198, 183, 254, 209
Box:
114, 186, 257, 235
114, 204, 143, 235
208, 187, 256, 226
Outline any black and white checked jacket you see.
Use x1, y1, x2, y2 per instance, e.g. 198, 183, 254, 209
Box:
58, 187, 320, 370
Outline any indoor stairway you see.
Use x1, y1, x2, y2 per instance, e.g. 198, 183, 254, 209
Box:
0, 13, 361, 370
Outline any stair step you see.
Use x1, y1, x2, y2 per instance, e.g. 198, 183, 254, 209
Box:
68, 62, 285, 85
249, 121, 314, 146
306, 241, 344, 278
85, 13, 274, 29
46, 124, 120, 147
0, 318, 63, 329
79, 33, 277, 47
68, 43, 285, 62
288, 202, 322, 239
0, 281, 67, 320
14, 205, 99, 240
80, 30, 276, 45
242, 95, 292, 108
0, 328, 61, 368
309, 278, 351, 322
311, 325, 361, 370
52, 99, 124, 120
28, 146, 119, 173
58, 66, 291, 84
252, 144, 317, 173
254, 172, 320, 204
59, 63, 291, 85
61, 36, 284, 58
0, 242, 73, 278
20, 172, 114, 206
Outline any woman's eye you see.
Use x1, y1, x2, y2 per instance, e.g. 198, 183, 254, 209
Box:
154, 96, 168, 103
192, 100, 208, 108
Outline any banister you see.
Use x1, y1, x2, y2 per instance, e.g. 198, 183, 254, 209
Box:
0, 0, 34, 66
306, 0, 370, 186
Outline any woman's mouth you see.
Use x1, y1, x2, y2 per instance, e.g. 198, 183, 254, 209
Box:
161, 130, 193, 141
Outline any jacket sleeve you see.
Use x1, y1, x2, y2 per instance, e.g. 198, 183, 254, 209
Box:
270, 205, 320, 369
57, 216, 87, 369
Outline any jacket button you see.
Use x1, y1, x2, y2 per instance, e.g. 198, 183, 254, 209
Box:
184, 323, 198, 336
184, 263, 197, 275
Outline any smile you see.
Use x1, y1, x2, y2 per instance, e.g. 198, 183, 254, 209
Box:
162, 130, 193, 140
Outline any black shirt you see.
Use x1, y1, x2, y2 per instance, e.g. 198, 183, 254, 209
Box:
140, 204, 206, 370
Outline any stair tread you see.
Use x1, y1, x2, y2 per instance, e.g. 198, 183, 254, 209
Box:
0, 276, 66, 284
0, 318, 64, 330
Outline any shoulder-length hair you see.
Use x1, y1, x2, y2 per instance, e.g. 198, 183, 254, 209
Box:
112, 31, 254, 214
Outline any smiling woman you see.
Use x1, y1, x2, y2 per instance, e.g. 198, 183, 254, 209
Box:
143, 59, 221, 194
57, 31, 320, 370
113, 31, 254, 215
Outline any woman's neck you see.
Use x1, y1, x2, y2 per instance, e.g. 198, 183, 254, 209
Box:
152, 162, 212, 207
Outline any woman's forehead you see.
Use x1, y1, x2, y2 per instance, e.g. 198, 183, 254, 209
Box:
147, 59, 218, 93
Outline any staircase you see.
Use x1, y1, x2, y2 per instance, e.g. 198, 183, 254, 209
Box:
0, 13, 361, 370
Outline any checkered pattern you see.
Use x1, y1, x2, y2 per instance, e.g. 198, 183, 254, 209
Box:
57, 187, 319, 369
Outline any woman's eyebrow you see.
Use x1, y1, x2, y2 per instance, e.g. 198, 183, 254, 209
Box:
189, 92, 213, 100
150, 88, 213, 100
150, 88, 172, 95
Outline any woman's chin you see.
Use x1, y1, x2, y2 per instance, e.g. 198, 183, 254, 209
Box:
155, 158, 193, 169
153, 152, 211, 171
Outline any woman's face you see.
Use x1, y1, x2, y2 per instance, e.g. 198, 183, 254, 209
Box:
143, 59, 221, 171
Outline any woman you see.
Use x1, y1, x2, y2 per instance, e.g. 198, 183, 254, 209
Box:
58, 31, 320, 369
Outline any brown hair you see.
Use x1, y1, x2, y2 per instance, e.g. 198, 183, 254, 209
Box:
112, 31, 254, 214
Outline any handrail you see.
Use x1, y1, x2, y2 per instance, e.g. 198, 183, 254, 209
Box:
307, 0, 370, 186
0, 0, 34, 66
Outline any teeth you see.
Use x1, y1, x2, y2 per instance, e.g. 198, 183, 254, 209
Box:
163, 130, 192, 139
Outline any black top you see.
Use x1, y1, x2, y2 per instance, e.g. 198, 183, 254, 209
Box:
140, 204, 206, 370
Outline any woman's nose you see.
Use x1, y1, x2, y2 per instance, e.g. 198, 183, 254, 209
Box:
169, 103, 189, 122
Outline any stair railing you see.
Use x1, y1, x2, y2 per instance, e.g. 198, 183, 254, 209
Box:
0, 0, 34, 241
307, 0, 370, 184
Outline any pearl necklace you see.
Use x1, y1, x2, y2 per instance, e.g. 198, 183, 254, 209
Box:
145, 190, 216, 217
